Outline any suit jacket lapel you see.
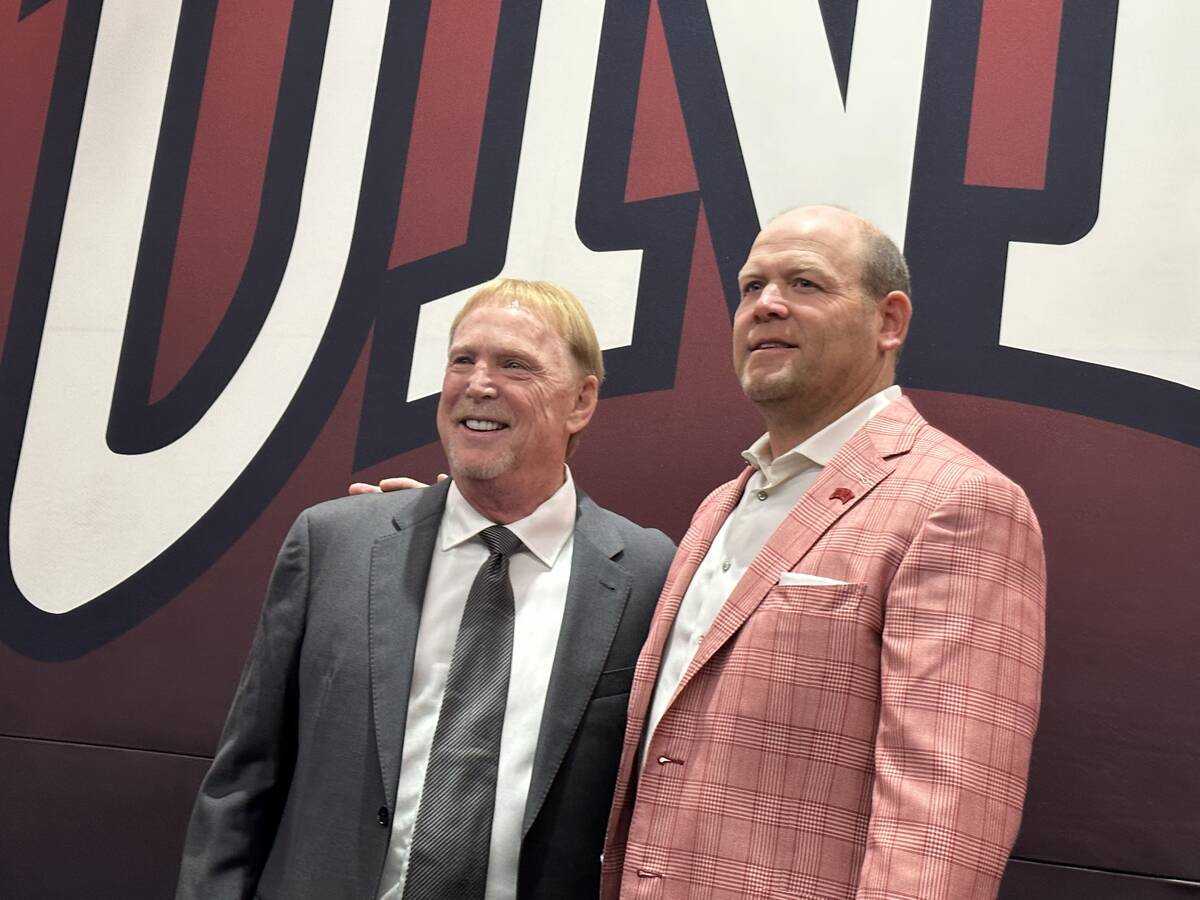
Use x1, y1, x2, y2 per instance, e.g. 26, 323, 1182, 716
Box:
368, 480, 450, 808
675, 398, 924, 695
523, 492, 630, 835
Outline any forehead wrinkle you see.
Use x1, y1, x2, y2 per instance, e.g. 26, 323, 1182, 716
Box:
448, 336, 537, 360
739, 249, 834, 281
451, 305, 552, 348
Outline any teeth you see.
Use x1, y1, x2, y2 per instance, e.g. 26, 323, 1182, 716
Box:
464, 419, 504, 431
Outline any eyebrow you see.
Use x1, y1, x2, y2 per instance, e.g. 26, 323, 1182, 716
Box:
738, 262, 827, 282
448, 342, 534, 360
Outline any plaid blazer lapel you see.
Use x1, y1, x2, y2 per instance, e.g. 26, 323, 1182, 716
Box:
674, 407, 920, 695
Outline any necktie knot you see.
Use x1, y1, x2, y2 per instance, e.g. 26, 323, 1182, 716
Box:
479, 525, 523, 559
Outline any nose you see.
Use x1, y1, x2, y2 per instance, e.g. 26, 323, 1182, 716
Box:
753, 283, 788, 320
464, 362, 497, 399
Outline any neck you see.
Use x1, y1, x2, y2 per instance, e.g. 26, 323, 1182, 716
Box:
760, 377, 893, 460
760, 405, 842, 460
453, 467, 566, 525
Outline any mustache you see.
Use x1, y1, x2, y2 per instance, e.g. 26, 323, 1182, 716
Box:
446, 400, 513, 424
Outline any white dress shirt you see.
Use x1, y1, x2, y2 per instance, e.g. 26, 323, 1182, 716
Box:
643, 386, 901, 762
378, 471, 577, 900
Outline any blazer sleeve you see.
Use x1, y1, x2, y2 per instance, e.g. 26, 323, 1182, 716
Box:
175, 511, 312, 900
855, 474, 1046, 900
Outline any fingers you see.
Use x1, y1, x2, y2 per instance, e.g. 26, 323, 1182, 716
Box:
349, 474, 445, 494
377, 477, 428, 492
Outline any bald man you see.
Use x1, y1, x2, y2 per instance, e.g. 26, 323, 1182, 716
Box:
602, 207, 1045, 900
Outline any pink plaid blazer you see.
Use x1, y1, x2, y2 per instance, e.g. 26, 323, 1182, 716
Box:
601, 398, 1046, 900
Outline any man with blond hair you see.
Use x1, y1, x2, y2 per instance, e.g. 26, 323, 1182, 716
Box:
177, 279, 675, 900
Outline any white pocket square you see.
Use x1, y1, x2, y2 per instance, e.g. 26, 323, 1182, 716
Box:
777, 572, 850, 587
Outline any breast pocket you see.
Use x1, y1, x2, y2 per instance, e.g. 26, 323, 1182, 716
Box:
744, 580, 878, 666
758, 580, 866, 616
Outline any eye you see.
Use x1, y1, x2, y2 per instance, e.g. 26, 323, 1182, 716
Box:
793, 277, 816, 289
502, 359, 527, 370
740, 280, 762, 295
448, 353, 473, 367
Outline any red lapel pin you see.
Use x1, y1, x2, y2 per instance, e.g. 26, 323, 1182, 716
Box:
829, 487, 855, 504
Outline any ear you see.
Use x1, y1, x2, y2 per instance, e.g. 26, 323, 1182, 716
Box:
566, 374, 600, 435
877, 290, 912, 353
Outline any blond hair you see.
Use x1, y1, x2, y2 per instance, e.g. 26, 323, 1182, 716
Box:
449, 278, 605, 383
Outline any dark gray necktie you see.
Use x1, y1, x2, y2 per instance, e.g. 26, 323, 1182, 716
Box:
403, 525, 523, 900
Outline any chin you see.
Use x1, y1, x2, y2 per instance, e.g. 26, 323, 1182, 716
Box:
447, 447, 516, 481
740, 371, 800, 403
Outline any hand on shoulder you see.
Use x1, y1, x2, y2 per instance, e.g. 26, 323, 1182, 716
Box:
347, 474, 448, 494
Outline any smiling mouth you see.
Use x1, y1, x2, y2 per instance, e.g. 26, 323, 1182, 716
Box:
750, 340, 797, 352
462, 418, 508, 432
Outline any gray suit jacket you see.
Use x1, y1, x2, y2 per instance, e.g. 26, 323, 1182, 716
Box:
176, 480, 675, 900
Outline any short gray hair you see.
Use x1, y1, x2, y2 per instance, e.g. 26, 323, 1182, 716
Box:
857, 221, 911, 302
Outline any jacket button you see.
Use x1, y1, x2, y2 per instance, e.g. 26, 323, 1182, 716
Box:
377, 806, 389, 827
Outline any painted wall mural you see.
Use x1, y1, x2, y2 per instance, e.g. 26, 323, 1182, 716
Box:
1, 1, 1196, 896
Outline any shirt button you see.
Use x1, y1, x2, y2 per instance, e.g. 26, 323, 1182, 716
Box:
756, 490, 768, 501
720, 560, 731, 572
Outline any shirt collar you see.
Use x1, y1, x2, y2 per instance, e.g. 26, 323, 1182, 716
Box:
440, 466, 577, 568
741, 385, 902, 484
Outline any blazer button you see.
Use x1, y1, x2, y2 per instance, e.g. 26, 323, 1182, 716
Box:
377, 806, 390, 827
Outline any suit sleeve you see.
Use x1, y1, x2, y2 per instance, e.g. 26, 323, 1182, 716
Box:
855, 475, 1046, 900
175, 511, 312, 900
